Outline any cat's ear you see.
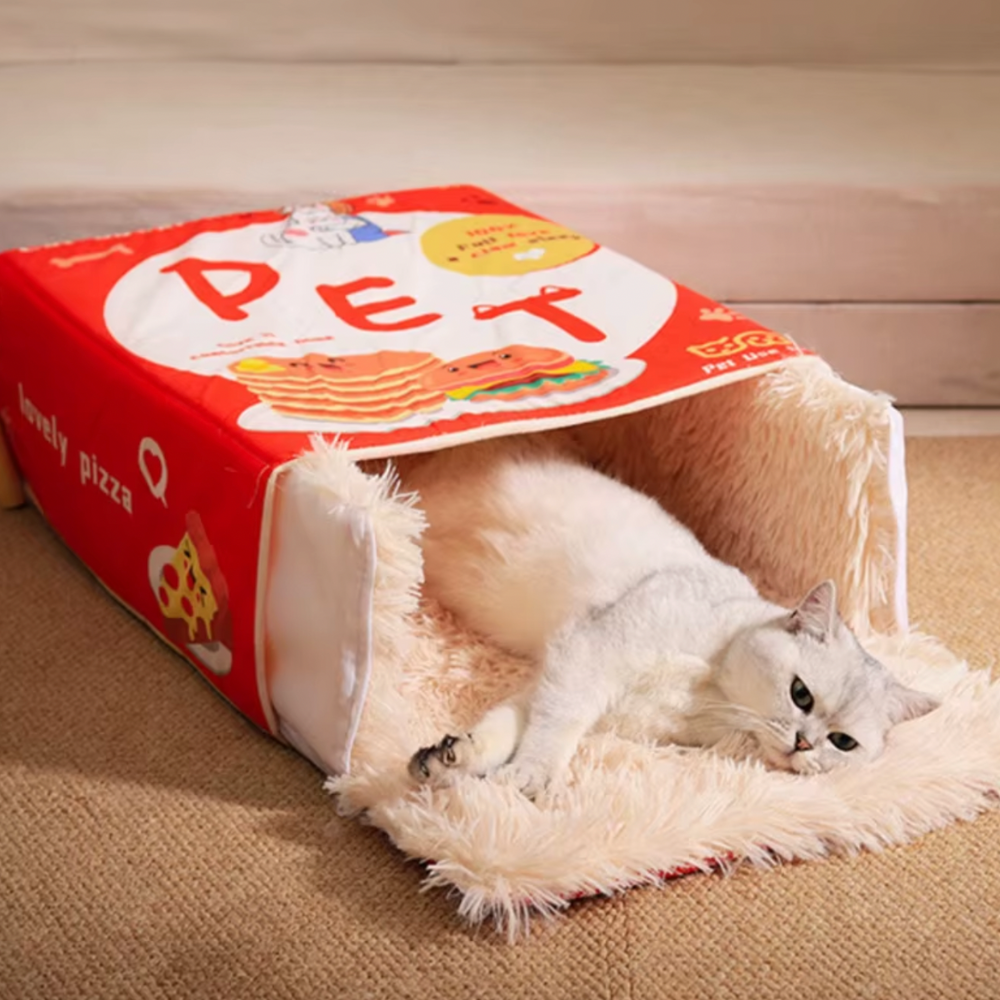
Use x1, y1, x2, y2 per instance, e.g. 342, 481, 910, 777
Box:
787, 580, 838, 642
885, 679, 940, 726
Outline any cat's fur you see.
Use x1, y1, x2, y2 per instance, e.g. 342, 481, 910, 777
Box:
401, 435, 938, 797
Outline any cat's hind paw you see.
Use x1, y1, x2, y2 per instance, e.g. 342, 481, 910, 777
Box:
408, 733, 475, 786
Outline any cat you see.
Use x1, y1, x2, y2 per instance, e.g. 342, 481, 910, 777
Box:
401, 435, 939, 797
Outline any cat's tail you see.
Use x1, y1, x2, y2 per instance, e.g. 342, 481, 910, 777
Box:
408, 699, 527, 786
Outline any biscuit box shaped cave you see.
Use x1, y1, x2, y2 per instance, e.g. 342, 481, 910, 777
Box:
0, 184, 907, 779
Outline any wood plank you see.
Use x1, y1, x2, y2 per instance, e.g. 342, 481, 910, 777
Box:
901, 409, 1000, 436
540, 185, 1000, 302
5, 184, 1000, 302
732, 302, 1000, 406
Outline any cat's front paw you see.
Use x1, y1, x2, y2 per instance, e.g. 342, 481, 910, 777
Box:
496, 759, 552, 801
408, 733, 474, 786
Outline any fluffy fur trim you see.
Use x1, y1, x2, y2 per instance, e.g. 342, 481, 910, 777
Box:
329, 615, 1000, 938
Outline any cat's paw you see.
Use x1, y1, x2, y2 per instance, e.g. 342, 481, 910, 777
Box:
408, 734, 474, 786
496, 759, 552, 801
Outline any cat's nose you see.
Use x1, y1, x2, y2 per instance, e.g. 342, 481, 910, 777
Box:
794, 732, 813, 752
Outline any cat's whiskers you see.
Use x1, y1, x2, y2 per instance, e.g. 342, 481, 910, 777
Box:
692, 696, 771, 735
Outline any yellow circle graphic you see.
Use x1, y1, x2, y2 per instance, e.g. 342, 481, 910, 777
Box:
421, 214, 597, 276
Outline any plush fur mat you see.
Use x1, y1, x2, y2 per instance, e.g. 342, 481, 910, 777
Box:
317, 363, 1000, 935
329, 606, 1000, 935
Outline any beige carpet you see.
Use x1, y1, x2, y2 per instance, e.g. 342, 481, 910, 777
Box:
2, 436, 999, 1000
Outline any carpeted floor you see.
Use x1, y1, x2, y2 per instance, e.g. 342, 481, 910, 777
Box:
1, 435, 998, 1000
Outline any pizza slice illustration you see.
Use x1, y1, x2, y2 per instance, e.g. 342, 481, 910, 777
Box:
149, 511, 233, 675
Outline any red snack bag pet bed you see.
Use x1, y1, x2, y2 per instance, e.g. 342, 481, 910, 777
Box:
2, 186, 995, 934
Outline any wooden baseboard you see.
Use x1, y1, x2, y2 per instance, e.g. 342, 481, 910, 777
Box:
5, 184, 1000, 303
901, 409, 1000, 436
731, 302, 1000, 406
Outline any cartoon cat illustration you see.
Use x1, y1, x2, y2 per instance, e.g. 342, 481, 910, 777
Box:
261, 203, 393, 251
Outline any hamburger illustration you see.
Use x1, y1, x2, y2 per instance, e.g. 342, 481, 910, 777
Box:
230, 350, 448, 423
422, 345, 614, 403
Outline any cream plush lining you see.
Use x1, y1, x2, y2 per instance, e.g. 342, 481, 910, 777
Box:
317, 358, 1000, 935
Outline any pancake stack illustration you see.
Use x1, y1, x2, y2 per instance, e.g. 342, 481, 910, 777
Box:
230, 351, 447, 423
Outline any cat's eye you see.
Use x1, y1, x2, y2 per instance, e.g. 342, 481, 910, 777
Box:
828, 732, 858, 752
790, 676, 814, 713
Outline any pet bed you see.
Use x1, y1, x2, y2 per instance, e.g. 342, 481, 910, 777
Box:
1, 185, 997, 935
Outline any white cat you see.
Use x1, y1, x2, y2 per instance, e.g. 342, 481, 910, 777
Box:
403, 435, 938, 797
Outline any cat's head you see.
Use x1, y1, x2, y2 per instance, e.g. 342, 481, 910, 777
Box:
715, 581, 939, 774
